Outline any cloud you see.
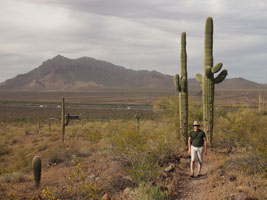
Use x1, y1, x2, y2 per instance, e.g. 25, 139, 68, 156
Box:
0, 0, 266, 83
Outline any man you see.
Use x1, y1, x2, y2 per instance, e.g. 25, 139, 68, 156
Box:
188, 121, 207, 178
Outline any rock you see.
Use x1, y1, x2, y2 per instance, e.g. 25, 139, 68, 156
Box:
95, 176, 100, 181
102, 193, 111, 200
110, 176, 136, 192
87, 174, 96, 179
236, 185, 247, 192
161, 172, 168, 178
228, 175, 236, 182
123, 187, 131, 196
164, 164, 175, 172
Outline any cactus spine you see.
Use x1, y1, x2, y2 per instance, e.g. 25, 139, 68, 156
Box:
61, 98, 69, 142
32, 156, 41, 188
196, 17, 228, 145
174, 32, 188, 145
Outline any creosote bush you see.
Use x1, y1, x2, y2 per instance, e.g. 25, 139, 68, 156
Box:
67, 158, 103, 199
107, 119, 182, 184
45, 143, 80, 165
130, 182, 168, 200
214, 107, 267, 174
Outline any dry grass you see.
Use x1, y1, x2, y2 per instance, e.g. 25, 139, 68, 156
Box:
0, 92, 266, 199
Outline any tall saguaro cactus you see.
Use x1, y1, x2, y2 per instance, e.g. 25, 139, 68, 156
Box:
196, 17, 228, 145
32, 156, 41, 188
174, 32, 188, 145
61, 98, 69, 142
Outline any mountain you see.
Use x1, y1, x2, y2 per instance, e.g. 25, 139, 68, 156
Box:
0, 55, 266, 91
188, 77, 266, 90
0, 55, 172, 91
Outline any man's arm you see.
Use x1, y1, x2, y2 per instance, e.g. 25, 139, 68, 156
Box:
188, 137, 191, 154
203, 137, 207, 155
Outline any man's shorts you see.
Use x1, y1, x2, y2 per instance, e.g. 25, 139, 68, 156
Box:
191, 145, 204, 163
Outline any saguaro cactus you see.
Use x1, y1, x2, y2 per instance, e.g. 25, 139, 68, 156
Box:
61, 98, 69, 142
135, 111, 140, 133
196, 17, 228, 145
174, 32, 188, 145
259, 92, 262, 111
32, 156, 41, 188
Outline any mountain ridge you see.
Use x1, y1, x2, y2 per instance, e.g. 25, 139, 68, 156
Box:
0, 55, 266, 91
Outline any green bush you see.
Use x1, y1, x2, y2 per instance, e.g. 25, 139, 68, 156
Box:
108, 120, 181, 183
214, 108, 267, 174
130, 182, 168, 200
45, 143, 79, 165
0, 172, 26, 183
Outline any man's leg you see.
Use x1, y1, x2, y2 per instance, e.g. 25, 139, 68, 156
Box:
197, 162, 202, 175
197, 147, 204, 176
190, 146, 197, 177
190, 161, 195, 176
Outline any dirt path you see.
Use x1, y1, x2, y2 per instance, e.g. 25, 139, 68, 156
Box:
176, 150, 216, 200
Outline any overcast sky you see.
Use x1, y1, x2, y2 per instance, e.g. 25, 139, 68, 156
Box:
0, 0, 266, 83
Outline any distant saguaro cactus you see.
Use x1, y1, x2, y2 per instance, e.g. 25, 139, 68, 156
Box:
32, 156, 41, 188
196, 17, 228, 145
259, 92, 262, 111
174, 32, 188, 145
135, 111, 140, 133
61, 98, 69, 142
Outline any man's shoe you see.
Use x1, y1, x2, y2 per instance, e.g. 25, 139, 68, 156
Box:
190, 174, 194, 178
197, 173, 201, 177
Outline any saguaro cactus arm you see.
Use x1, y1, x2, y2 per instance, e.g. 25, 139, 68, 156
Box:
212, 62, 223, 73
214, 69, 228, 84
174, 74, 181, 92
196, 73, 203, 84
65, 113, 70, 126
205, 66, 213, 78
180, 76, 186, 92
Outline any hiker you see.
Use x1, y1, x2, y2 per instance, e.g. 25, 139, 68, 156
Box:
188, 121, 207, 178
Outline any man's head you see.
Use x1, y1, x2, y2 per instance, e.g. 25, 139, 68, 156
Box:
193, 121, 200, 131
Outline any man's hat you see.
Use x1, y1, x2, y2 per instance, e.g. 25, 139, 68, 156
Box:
193, 121, 200, 126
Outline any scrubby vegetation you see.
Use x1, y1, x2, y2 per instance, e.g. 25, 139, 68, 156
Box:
0, 95, 266, 199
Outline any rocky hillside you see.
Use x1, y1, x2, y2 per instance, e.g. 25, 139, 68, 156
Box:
0, 55, 266, 91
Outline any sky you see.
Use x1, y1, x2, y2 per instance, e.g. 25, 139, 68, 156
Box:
0, 0, 266, 83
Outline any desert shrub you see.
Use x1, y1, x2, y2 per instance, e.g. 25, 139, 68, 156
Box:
214, 108, 267, 173
7, 148, 32, 173
45, 143, 80, 165
208, 166, 267, 200
41, 187, 60, 200
153, 96, 180, 135
80, 122, 104, 142
0, 142, 10, 156
130, 182, 168, 200
108, 120, 181, 183
66, 158, 103, 199
153, 96, 203, 146
188, 102, 202, 127
0, 172, 25, 183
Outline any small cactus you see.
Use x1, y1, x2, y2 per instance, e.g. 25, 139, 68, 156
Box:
32, 156, 41, 188
174, 32, 188, 145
